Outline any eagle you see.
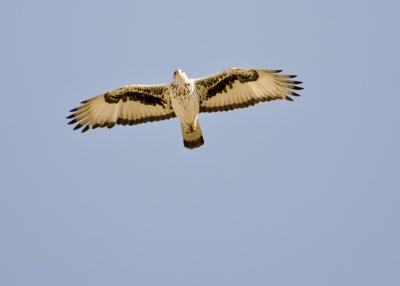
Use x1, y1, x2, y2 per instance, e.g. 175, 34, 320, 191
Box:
67, 68, 303, 149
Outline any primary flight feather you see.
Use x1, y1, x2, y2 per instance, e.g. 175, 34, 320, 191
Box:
67, 68, 303, 149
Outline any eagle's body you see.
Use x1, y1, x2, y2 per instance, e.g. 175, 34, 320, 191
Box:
67, 68, 303, 149
170, 70, 203, 148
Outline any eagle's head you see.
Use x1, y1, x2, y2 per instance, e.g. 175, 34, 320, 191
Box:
173, 69, 189, 84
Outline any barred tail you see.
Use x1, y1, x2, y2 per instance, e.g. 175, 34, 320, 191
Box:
181, 119, 204, 149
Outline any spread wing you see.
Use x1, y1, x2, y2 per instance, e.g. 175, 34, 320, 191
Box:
195, 68, 303, 112
67, 84, 175, 132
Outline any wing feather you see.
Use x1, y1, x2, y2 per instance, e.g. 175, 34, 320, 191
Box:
195, 69, 303, 113
67, 84, 175, 132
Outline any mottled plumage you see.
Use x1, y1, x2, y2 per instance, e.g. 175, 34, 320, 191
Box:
67, 68, 303, 149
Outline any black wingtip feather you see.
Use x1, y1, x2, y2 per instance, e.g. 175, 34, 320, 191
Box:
290, 91, 301, 97
69, 107, 78, 112
68, 119, 77, 125
292, 86, 304, 90
73, 124, 82, 130
81, 125, 90, 133
286, 96, 294, 101
66, 114, 75, 119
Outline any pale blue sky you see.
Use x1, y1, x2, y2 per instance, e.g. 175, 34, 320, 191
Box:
1, 0, 399, 285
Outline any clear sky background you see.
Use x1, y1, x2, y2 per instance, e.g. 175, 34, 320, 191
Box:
1, 0, 399, 285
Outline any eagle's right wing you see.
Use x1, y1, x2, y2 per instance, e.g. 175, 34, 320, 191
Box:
195, 68, 303, 112
67, 84, 175, 132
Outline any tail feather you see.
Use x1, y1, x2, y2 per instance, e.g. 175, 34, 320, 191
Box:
181, 119, 204, 149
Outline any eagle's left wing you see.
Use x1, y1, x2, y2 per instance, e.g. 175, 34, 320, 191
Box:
195, 68, 303, 113
67, 84, 175, 132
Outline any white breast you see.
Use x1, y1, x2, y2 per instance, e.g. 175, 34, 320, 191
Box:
170, 79, 199, 124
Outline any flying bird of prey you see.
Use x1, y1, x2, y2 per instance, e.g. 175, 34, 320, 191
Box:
67, 68, 303, 149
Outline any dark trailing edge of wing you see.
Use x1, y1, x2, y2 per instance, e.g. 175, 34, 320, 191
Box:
113, 113, 176, 126
67, 111, 176, 133
200, 96, 277, 112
